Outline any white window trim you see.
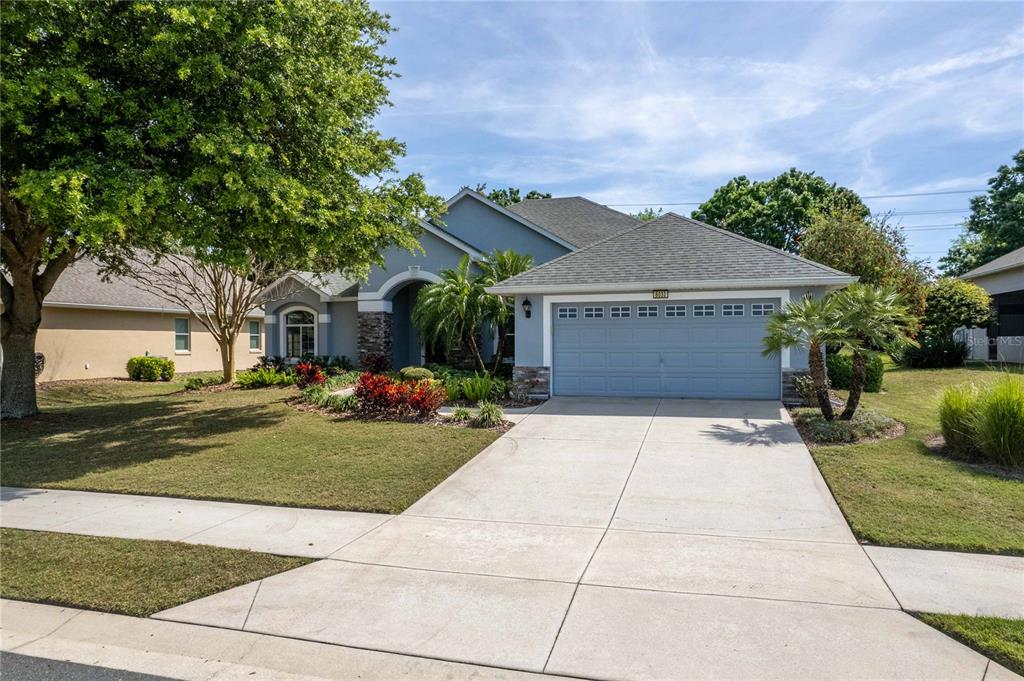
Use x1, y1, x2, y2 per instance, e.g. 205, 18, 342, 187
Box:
557, 306, 578, 319
583, 306, 604, 319
610, 305, 632, 318
637, 305, 659, 318
541, 291, 791, 384
248, 320, 262, 352
693, 304, 716, 317
665, 304, 687, 317
279, 305, 318, 357
722, 304, 745, 317
752, 303, 776, 316
174, 317, 191, 354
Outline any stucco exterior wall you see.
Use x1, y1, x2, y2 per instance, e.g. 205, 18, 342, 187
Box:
35, 306, 261, 382
365, 229, 473, 294
439, 197, 570, 265
968, 267, 1024, 296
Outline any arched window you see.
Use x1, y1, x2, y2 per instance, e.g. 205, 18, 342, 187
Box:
283, 309, 316, 357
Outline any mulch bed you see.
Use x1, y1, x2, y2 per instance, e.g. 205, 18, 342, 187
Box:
286, 396, 513, 433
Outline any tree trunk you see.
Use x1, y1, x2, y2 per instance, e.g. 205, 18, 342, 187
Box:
1, 330, 40, 419
808, 341, 834, 421
490, 322, 505, 375
219, 338, 236, 383
840, 351, 867, 421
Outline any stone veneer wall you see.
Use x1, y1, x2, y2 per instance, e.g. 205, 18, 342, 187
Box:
781, 368, 810, 406
357, 311, 392, 368
512, 365, 551, 400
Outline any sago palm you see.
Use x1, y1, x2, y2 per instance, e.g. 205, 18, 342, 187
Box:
477, 249, 533, 372
762, 295, 850, 420
830, 284, 918, 420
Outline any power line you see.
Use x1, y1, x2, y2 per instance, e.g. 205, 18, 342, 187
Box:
890, 208, 969, 216
605, 188, 985, 208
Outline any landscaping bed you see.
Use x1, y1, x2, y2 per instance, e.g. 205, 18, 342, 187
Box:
808, 365, 1024, 555
3, 377, 499, 514
0, 528, 309, 617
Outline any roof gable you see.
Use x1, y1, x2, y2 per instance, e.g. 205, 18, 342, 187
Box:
489, 213, 856, 294
959, 245, 1024, 280
506, 197, 640, 248
445, 189, 577, 251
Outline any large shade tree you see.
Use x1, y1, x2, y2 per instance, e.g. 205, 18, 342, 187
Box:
940, 149, 1024, 276
693, 169, 868, 253
471, 184, 552, 207
801, 207, 932, 317
1, 0, 442, 417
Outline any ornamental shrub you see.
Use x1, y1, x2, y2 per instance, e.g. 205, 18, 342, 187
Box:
460, 374, 494, 402
126, 356, 175, 382
471, 401, 504, 428
449, 407, 471, 422
826, 354, 884, 392
236, 367, 296, 388
362, 352, 391, 374
407, 380, 446, 417
923, 278, 992, 339
900, 334, 969, 368
295, 362, 326, 389
400, 366, 434, 381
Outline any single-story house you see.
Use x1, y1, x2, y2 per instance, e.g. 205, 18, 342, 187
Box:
262, 188, 641, 370
488, 213, 857, 400
958, 246, 1024, 363
30, 257, 264, 381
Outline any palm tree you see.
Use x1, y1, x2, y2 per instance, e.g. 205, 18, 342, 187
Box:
477, 249, 533, 372
763, 295, 849, 420
831, 284, 918, 420
412, 256, 489, 373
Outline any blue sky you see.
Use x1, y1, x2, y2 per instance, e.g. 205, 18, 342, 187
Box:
373, 1, 1024, 267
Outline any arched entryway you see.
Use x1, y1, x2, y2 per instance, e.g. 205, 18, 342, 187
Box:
356, 269, 441, 370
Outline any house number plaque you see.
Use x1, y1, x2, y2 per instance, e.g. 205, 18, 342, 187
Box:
652, 289, 669, 299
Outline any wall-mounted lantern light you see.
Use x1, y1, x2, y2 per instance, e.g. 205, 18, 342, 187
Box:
522, 298, 533, 319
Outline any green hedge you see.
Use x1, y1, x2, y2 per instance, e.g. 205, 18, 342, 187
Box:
126, 356, 175, 382
826, 353, 884, 393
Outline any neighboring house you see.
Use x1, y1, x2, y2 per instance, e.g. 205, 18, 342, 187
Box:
262, 189, 641, 370
958, 246, 1024, 363
488, 213, 857, 400
30, 258, 264, 381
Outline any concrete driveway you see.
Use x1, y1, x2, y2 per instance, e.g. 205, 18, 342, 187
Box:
157, 397, 995, 680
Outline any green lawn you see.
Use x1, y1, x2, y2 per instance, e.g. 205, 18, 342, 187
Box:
810, 364, 1024, 555
916, 613, 1024, 676
3, 377, 498, 514
0, 528, 309, 616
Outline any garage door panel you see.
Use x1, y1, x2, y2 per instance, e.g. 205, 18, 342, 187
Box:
552, 299, 781, 399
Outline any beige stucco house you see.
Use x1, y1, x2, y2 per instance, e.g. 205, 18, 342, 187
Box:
957, 246, 1024, 364
33, 258, 263, 382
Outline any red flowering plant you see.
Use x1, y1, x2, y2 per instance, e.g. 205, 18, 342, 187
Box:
295, 362, 326, 389
408, 380, 446, 417
354, 373, 446, 418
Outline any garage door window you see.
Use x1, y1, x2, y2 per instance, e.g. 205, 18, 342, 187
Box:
610, 306, 631, 318
557, 306, 578, 319
637, 305, 658, 318
583, 306, 604, 319
752, 303, 775, 316
722, 304, 745, 317
693, 304, 715, 317
665, 305, 686, 317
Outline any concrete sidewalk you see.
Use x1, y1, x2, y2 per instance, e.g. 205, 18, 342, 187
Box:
0, 599, 567, 680
0, 487, 390, 558
154, 397, 1007, 680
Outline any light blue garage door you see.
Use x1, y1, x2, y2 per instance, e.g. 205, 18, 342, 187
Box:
552, 298, 781, 399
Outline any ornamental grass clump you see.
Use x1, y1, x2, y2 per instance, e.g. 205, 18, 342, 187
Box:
938, 375, 1024, 467
971, 376, 1024, 467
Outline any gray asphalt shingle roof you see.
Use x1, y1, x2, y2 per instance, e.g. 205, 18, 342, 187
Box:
489, 212, 855, 293
959, 246, 1024, 280
46, 258, 189, 312
507, 197, 640, 248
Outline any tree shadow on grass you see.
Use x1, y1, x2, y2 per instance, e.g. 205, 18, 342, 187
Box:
1, 392, 286, 487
